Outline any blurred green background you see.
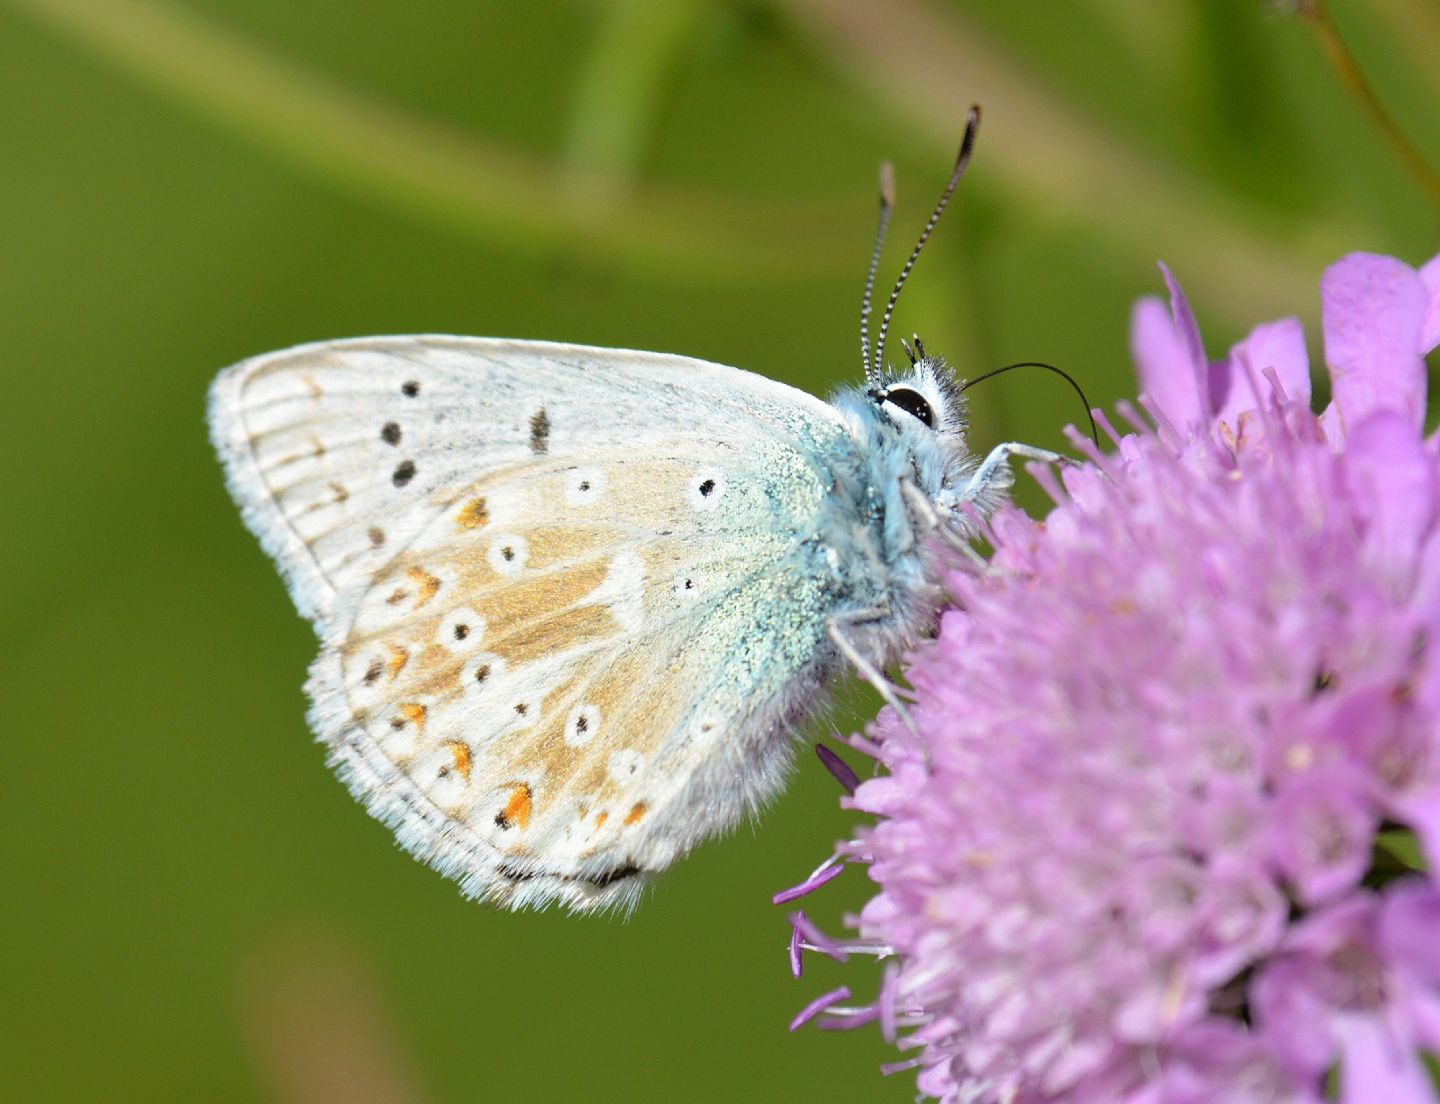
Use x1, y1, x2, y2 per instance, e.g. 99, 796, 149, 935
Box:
2, 0, 1437, 1101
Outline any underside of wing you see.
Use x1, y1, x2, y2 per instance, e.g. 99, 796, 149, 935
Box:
208, 335, 841, 630
210, 336, 855, 910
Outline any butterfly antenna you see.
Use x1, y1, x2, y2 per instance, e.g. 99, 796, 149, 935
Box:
959, 360, 1102, 447
860, 162, 896, 385
873, 105, 981, 379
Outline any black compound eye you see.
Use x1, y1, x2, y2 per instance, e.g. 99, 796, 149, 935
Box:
882, 387, 936, 429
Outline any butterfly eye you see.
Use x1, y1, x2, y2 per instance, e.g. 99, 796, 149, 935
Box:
880, 387, 936, 429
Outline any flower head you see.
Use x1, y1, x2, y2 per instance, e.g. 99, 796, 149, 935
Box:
785, 252, 1440, 1102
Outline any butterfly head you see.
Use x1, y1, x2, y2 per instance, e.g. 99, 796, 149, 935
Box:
866, 347, 965, 440
854, 349, 995, 514
835, 345, 998, 548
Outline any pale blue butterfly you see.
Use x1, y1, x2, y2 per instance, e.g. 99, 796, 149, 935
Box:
208, 106, 1062, 912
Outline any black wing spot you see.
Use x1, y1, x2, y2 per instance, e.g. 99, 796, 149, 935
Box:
401, 380, 420, 397
473, 664, 491, 683
501, 545, 515, 562
453, 623, 470, 641
529, 407, 550, 454
363, 658, 384, 685
698, 478, 716, 497
514, 702, 528, 716
367, 527, 385, 547
392, 460, 416, 487
381, 422, 401, 446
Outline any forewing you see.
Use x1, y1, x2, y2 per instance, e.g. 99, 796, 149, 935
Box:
210, 336, 849, 909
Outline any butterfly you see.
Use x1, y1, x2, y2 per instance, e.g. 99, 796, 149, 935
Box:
209, 107, 1059, 912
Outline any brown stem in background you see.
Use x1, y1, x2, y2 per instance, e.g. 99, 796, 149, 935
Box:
1295, 0, 1440, 209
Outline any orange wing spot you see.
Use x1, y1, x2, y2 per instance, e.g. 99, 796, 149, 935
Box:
445, 741, 473, 782
456, 497, 490, 529
503, 784, 533, 830
406, 566, 441, 606
594, 811, 608, 829
386, 644, 409, 679
623, 802, 647, 826
399, 702, 427, 733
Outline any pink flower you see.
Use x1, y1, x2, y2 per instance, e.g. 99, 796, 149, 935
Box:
784, 252, 1440, 1102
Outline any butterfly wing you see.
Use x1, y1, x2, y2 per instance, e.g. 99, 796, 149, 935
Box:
210, 337, 857, 910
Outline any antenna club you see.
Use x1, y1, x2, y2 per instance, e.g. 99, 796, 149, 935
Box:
878, 161, 896, 209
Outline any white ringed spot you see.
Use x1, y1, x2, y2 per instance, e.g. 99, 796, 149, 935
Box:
565, 704, 601, 747
436, 607, 485, 650
565, 467, 606, 506
692, 713, 726, 745
670, 569, 705, 604
379, 718, 418, 762
608, 749, 644, 784
462, 653, 506, 694
488, 534, 528, 576
687, 469, 726, 511
414, 746, 468, 808
509, 692, 542, 728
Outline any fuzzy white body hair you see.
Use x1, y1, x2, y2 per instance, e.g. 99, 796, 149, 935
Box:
209, 336, 1007, 911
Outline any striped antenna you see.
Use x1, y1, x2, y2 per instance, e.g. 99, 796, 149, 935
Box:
872, 105, 981, 378
859, 162, 896, 384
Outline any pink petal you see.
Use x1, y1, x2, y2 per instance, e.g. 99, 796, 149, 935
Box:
1212, 317, 1311, 431
1406, 990, 1440, 1055
1394, 789, 1440, 889
1344, 410, 1438, 588
1252, 954, 1337, 1080
1160, 262, 1209, 389
1131, 296, 1188, 426
1131, 263, 1209, 434
1420, 252, 1440, 355
1336, 1013, 1436, 1104
1379, 882, 1440, 987
1270, 770, 1376, 906
1321, 253, 1429, 436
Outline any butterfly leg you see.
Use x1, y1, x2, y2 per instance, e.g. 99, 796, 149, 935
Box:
827, 610, 919, 738
960, 441, 1068, 504
899, 478, 987, 566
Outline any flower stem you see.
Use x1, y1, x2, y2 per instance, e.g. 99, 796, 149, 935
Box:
1296, 0, 1440, 210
